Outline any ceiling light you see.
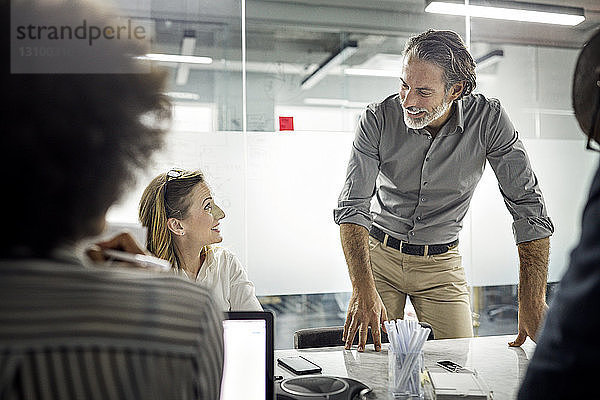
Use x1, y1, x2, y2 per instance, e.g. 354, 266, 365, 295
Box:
180, 30, 196, 55
136, 54, 213, 64
344, 68, 401, 77
475, 49, 504, 71
425, 0, 585, 26
176, 30, 196, 86
166, 91, 200, 100
301, 40, 358, 90
304, 98, 367, 108
344, 49, 506, 77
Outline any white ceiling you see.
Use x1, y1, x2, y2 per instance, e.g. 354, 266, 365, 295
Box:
119, 0, 600, 50
114, 0, 600, 89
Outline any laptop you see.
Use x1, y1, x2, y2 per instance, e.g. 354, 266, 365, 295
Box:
221, 311, 275, 400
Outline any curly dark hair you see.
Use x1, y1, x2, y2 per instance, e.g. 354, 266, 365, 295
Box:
573, 28, 600, 145
403, 29, 477, 99
1, 0, 172, 256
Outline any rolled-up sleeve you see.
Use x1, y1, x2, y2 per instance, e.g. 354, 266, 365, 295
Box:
333, 106, 381, 230
485, 100, 554, 244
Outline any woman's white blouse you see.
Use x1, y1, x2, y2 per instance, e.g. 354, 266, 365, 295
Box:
178, 246, 263, 312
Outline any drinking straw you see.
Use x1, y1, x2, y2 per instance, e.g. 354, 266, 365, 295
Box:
384, 320, 396, 351
395, 327, 430, 392
396, 321, 408, 353
386, 319, 432, 396
400, 322, 421, 393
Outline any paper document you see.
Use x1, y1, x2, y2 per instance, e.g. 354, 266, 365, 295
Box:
428, 370, 491, 400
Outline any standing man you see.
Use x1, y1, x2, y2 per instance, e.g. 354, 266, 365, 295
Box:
334, 29, 553, 351
517, 29, 600, 400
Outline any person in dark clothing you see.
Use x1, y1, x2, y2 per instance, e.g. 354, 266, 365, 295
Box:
517, 28, 600, 399
0, 1, 224, 398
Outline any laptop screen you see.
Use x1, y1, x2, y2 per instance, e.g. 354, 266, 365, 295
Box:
221, 311, 274, 400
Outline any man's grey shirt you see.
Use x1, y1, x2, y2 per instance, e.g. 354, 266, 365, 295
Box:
334, 93, 554, 245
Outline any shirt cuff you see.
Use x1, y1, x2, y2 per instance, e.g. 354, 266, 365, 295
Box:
512, 216, 554, 244
333, 207, 373, 231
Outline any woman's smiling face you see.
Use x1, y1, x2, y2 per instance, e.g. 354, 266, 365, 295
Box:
180, 182, 226, 247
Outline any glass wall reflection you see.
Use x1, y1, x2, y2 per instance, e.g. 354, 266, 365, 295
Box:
106, 2, 599, 336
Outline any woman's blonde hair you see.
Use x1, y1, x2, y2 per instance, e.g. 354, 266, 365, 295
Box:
139, 169, 205, 269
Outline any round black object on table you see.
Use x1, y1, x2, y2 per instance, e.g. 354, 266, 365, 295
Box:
276, 375, 371, 400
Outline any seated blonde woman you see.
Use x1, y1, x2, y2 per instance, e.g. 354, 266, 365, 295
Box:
139, 169, 262, 311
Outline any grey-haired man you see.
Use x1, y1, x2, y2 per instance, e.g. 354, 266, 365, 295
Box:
334, 29, 553, 351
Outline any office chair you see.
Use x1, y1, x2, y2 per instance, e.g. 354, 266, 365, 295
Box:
293, 322, 435, 349
483, 285, 518, 322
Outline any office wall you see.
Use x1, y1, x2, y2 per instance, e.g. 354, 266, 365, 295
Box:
107, 132, 598, 295
464, 140, 598, 287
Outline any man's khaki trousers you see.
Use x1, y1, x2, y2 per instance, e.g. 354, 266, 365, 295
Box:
369, 237, 473, 339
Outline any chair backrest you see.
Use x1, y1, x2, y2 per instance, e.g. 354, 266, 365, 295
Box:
293, 322, 434, 349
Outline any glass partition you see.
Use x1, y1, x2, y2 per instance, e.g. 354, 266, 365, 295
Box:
106, 0, 247, 259
104, 0, 599, 347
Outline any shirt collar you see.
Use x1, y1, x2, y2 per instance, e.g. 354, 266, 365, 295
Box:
176, 246, 215, 281
436, 100, 464, 137
455, 98, 465, 134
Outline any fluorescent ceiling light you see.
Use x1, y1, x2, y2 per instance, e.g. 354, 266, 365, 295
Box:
304, 98, 367, 108
137, 54, 213, 64
425, 0, 585, 26
475, 49, 504, 70
166, 91, 200, 100
180, 30, 196, 55
301, 40, 358, 90
344, 50, 505, 77
344, 68, 400, 77
176, 30, 196, 86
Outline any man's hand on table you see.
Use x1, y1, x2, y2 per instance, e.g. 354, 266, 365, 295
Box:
509, 237, 550, 347
342, 287, 388, 352
509, 302, 548, 347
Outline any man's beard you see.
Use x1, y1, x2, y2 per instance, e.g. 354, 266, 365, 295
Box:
403, 97, 452, 130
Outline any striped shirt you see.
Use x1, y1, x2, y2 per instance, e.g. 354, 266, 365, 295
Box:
0, 258, 224, 400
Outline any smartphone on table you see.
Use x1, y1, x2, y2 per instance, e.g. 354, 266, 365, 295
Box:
436, 360, 471, 373
277, 355, 322, 375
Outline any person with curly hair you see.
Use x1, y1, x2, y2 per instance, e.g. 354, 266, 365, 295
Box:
0, 0, 223, 398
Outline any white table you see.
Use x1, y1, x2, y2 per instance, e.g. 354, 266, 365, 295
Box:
275, 335, 536, 399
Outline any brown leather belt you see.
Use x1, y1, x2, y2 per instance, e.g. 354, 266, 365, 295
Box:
370, 226, 458, 256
